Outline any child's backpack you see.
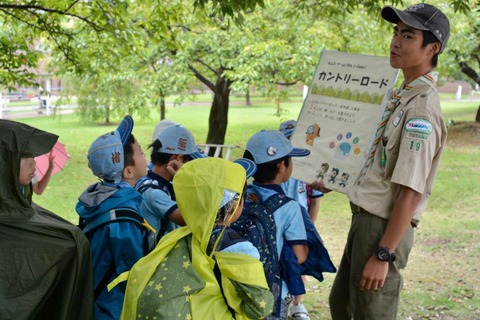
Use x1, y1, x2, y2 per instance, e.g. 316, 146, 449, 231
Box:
230, 187, 293, 318
79, 207, 152, 298
133, 235, 206, 319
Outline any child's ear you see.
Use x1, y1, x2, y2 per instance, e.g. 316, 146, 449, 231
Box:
122, 165, 134, 180
276, 161, 286, 174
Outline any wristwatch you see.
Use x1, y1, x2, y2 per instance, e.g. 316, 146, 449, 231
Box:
375, 246, 396, 262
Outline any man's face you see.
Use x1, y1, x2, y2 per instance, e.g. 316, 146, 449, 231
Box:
389, 21, 435, 72
19, 158, 36, 185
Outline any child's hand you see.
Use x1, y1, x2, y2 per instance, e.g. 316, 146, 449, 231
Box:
307, 179, 332, 193
166, 159, 183, 176
47, 151, 56, 170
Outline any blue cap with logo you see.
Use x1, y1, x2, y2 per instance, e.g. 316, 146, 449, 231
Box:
279, 120, 297, 139
245, 130, 310, 164
155, 124, 206, 159
87, 115, 134, 182
151, 119, 178, 142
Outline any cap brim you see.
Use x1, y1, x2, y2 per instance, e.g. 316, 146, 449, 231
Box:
117, 115, 134, 146
191, 148, 208, 159
233, 158, 257, 180
26, 129, 58, 157
283, 131, 293, 139
381, 6, 429, 31
289, 148, 310, 158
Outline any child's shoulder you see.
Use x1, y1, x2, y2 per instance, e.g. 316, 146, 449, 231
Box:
246, 183, 284, 202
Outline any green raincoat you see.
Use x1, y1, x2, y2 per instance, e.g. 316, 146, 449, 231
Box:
112, 157, 273, 319
0, 119, 94, 320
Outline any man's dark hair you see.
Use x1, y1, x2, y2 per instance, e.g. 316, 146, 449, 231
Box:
422, 30, 440, 68
149, 139, 193, 166
123, 134, 136, 167
243, 150, 290, 183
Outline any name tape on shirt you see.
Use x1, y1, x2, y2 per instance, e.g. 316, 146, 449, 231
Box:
405, 118, 432, 135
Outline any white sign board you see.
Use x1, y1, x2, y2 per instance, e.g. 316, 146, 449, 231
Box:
291, 50, 399, 193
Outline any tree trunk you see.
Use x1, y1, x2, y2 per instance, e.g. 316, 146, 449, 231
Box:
160, 95, 166, 120
275, 99, 281, 117
246, 89, 252, 106
206, 76, 231, 155
476, 104, 480, 123
105, 103, 110, 124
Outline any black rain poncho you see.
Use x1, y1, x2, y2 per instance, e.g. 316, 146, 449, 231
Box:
0, 119, 94, 320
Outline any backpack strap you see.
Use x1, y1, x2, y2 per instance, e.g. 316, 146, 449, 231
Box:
81, 209, 145, 234
137, 178, 172, 242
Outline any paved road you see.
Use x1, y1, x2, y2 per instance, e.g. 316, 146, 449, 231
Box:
1, 105, 76, 120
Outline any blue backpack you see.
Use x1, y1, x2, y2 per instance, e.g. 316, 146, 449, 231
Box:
231, 187, 293, 318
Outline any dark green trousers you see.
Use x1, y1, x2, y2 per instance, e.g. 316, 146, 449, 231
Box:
329, 205, 414, 320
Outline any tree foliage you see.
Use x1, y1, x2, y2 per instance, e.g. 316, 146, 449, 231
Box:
0, 0, 477, 132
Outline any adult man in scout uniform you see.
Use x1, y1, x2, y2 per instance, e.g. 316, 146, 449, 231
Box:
323, 3, 450, 319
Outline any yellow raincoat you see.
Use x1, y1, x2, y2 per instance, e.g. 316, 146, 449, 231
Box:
110, 158, 273, 319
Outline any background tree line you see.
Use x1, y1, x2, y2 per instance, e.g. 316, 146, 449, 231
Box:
0, 0, 478, 144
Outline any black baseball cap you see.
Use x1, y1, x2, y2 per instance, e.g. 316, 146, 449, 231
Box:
381, 3, 450, 53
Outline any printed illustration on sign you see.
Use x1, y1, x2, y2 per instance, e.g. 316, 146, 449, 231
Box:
305, 123, 321, 146
329, 132, 361, 161
328, 168, 339, 184
316, 163, 330, 179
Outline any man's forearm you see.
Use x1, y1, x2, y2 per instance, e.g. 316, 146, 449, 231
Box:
378, 185, 421, 251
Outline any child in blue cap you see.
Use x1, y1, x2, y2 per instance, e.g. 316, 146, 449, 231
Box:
76, 115, 151, 320
137, 124, 205, 249
241, 129, 311, 319
279, 120, 326, 320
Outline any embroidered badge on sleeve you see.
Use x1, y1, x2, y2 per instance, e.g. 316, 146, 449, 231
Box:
405, 118, 433, 140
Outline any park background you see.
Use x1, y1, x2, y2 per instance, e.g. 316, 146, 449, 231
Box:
1, 0, 479, 318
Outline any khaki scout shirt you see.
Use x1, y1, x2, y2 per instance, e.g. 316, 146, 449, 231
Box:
348, 82, 447, 223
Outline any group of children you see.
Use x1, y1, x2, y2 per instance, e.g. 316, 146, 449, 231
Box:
74, 115, 334, 319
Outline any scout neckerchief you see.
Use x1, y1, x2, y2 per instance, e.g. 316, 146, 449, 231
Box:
358, 72, 436, 178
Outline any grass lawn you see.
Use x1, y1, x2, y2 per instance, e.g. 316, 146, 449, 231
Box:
16, 96, 480, 319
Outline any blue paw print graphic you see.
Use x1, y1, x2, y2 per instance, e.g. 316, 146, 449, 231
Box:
329, 132, 361, 160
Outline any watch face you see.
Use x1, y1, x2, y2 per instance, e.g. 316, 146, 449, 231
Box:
378, 250, 389, 261
376, 247, 391, 261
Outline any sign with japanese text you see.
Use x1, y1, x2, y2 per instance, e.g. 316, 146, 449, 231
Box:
290, 50, 399, 193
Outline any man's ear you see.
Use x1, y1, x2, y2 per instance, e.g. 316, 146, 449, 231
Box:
430, 42, 441, 56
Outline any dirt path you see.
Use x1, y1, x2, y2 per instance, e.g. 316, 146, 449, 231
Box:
447, 121, 480, 148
